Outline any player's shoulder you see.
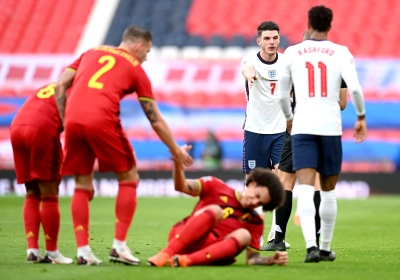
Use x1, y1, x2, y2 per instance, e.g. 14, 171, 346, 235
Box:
241, 51, 259, 66
199, 176, 225, 185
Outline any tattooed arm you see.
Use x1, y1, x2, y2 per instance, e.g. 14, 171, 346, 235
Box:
246, 249, 288, 266
55, 69, 75, 124
139, 99, 193, 167
173, 149, 201, 197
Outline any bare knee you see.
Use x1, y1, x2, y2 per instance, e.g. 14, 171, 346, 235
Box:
296, 168, 316, 186
226, 228, 251, 247
74, 173, 95, 191
38, 180, 60, 196
25, 180, 40, 197
319, 174, 338, 191
115, 166, 139, 183
278, 170, 296, 191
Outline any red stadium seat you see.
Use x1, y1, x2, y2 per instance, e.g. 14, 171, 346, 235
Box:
186, 0, 400, 57
0, 0, 94, 53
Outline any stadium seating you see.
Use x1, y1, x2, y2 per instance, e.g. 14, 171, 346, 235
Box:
0, 0, 94, 53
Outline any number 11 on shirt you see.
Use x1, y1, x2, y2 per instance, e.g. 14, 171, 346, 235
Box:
306, 61, 327, 97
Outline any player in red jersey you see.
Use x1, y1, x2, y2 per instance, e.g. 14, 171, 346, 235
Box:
10, 83, 73, 264
147, 146, 288, 267
54, 25, 193, 266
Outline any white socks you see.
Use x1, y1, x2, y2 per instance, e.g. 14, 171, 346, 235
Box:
255, 205, 263, 215
27, 248, 40, 256
77, 245, 91, 257
113, 239, 126, 250
319, 189, 337, 252
267, 210, 278, 242
297, 184, 317, 249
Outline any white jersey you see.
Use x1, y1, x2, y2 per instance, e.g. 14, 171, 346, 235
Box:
279, 40, 364, 136
241, 52, 286, 134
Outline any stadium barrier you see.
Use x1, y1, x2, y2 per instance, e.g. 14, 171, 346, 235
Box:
0, 170, 399, 198
0, 55, 399, 100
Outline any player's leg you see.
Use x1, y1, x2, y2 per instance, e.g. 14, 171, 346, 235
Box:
90, 123, 140, 265
148, 205, 223, 267
28, 130, 73, 264
171, 228, 250, 267
109, 165, 140, 265
262, 170, 296, 251
38, 180, 73, 264
292, 134, 319, 263
10, 125, 43, 263
317, 136, 342, 261
242, 131, 268, 245
314, 172, 322, 246
23, 181, 42, 263
264, 132, 292, 251
62, 123, 101, 265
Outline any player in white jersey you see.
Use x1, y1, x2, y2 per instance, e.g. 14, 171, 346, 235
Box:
263, 30, 349, 253
278, 6, 367, 263
241, 21, 287, 247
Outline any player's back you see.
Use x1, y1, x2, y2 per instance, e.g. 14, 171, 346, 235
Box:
286, 40, 351, 136
66, 46, 152, 126
11, 83, 62, 135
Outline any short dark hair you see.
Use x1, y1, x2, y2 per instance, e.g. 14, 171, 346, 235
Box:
257, 21, 280, 37
245, 167, 285, 211
122, 25, 152, 43
308, 5, 333, 32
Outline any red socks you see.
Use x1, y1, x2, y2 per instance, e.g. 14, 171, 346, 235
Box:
115, 182, 138, 241
41, 196, 60, 251
23, 194, 41, 249
187, 237, 243, 265
163, 210, 217, 256
71, 189, 92, 247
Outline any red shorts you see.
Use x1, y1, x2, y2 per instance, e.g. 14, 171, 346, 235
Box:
62, 122, 136, 175
10, 125, 62, 183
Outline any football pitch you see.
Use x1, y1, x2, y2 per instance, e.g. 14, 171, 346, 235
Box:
0, 196, 399, 280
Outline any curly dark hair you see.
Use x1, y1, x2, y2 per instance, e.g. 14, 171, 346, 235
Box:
245, 167, 285, 212
122, 25, 152, 42
308, 5, 333, 32
257, 21, 280, 37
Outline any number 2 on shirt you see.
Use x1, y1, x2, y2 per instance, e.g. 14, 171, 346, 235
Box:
88, 55, 116, 90
306, 61, 327, 97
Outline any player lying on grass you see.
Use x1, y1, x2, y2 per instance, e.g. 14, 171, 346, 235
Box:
147, 145, 288, 267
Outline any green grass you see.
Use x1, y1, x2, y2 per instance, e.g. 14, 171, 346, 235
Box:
1, 196, 399, 280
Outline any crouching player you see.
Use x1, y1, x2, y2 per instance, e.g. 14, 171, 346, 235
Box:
10, 83, 73, 264
148, 146, 288, 267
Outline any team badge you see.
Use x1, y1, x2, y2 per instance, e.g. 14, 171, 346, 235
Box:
248, 160, 256, 169
268, 70, 276, 79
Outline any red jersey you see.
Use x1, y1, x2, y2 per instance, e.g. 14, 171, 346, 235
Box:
11, 83, 63, 135
65, 46, 154, 126
191, 176, 264, 251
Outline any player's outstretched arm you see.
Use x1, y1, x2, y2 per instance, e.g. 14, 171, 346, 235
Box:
139, 100, 193, 167
172, 146, 201, 197
55, 69, 75, 123
241, 65, 258, 88
246, 249, 288, 266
